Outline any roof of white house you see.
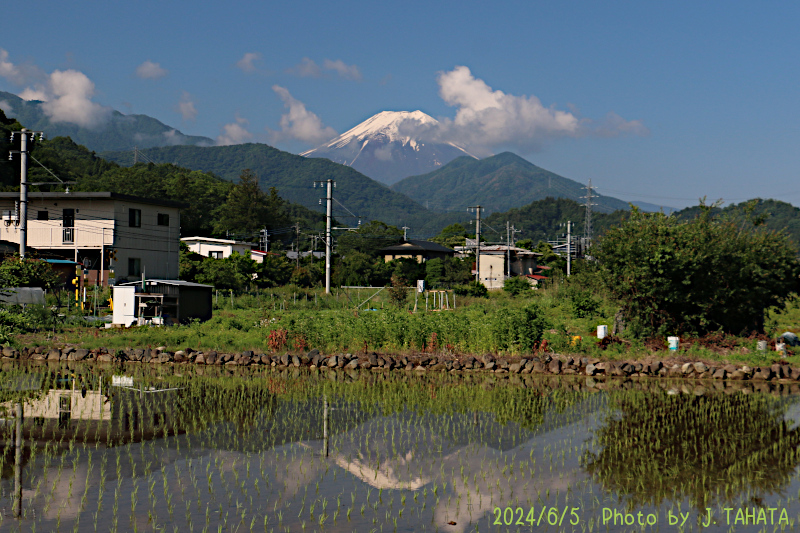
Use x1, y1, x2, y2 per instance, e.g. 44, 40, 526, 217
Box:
455, 244, 541, 256
181, 236, 255, 247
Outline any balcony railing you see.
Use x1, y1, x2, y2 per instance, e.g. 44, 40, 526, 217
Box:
62, 227, 74, 244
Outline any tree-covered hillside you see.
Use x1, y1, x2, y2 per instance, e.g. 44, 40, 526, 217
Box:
100, 143, 454, 233
0, 91, 213, 152
391, 152, 638, 215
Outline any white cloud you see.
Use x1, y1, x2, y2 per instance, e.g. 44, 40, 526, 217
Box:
0, 49, 23, 84
270, 85, 336, 145
19, 87, 48, 101
287, 57, 322, 78
135, 60, 168, 80
0, 50, 111, 128
0, 99, 11, 114
594, 111, 650, 138
323, 59, 362, 81
163, 129, 189, 146
0, 48, 44, 87
406, 66, 647, 156
236, 52, 261, 73
40, 70, 111, 128
287, 57, 363, 81
217, 115, 253, 146
176, 91, 197, 121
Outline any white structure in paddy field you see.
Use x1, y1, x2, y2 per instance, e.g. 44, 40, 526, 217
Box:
0, 192, 183, 285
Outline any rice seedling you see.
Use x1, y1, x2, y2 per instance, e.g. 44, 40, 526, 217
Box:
0, 363, 798, 531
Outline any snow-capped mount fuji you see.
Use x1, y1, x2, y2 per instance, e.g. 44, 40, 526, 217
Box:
300, 110, 477, 185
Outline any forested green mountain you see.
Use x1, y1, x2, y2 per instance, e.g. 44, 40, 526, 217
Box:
0, 91, 213, 152
100, 143, 459, 233
478, 196, 800, 251
390, 152, 637, 215
481, 197, 629, 245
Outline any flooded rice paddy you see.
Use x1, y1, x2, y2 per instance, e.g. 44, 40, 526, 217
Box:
1, 363, 800, 532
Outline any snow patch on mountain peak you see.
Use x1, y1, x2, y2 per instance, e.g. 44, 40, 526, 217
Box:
302, 110, 438, 154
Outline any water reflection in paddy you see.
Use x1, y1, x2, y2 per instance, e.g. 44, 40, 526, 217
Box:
0, 364, 799, 532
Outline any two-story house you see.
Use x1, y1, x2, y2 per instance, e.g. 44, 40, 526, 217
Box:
0, 192, 183, 285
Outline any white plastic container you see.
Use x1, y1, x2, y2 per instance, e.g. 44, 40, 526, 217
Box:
757, 340, 768, 351
667, 336, 680, 351
597, 325, 608, 340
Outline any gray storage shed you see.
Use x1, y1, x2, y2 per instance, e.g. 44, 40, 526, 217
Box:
117, 279, 213, 325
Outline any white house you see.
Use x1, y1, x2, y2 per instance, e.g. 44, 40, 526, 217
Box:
456, 244, 542, 290
181, 236, 255, 259
0, 192, 182, 285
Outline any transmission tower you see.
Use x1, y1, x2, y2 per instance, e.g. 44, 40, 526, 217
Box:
581, 179, 597, 243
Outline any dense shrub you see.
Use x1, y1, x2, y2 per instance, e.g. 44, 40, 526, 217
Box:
503, 276, 533, 296
454, 281, 488, 298
595, 205, 800, 337
490, 302, 550, 352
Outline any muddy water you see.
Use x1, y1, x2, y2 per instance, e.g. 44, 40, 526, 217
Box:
0, 364, 799, 531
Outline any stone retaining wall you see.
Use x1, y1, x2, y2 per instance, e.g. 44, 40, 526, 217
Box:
1, 346, 794, 382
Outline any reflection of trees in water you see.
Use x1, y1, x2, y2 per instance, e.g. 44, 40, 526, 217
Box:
583, 392, 800, 511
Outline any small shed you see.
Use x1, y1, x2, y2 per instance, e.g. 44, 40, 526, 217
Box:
114, 279, 212, 326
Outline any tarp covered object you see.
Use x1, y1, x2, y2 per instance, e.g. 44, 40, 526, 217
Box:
0, 287, 46, 305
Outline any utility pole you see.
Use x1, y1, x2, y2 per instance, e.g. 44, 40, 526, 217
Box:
567, 220, 572, 277
9, 128, 44, 260
468, 206, 483, 283
260, 227, 269, 252
506, 221, 511, 279
314, 179, 334, 294
295, 223, 300, 269
581, 179, 596, 244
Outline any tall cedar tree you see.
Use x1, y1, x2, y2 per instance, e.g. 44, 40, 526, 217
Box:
213, 169, 289, 237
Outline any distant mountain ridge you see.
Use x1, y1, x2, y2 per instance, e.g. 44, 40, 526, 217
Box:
301, 110, 476, 185
392, 152, 670, 214
0, 91, 213, 152
100, 143, 452, 232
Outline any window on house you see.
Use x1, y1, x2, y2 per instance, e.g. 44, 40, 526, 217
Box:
37, 210, 48, 221
128, 257, 141, 277
209, 251, 223, 259
157, 213, 169, 226
129, 208, 141, 228
63, 208, 74, 227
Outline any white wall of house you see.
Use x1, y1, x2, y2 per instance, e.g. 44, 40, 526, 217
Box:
478, 254, 508, 290
181, 237, 254, 259
473, 249, 540, 290
0, 194, 180, 282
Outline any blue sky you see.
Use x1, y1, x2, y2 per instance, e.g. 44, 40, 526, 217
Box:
2, 0, 799, 208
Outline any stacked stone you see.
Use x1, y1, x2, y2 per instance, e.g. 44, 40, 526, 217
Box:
1, 346, 797, 382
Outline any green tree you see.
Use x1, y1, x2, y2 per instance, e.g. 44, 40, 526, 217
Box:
213, 170, 290, 237
503, 275, 533, 296
195, 252, 256, 290
336, 221, 403, 257
432, 223, 469, 248
256, 254, 293, 288
595, 206, 800, 337
0, 255, 60, 289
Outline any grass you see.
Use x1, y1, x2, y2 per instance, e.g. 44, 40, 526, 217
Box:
12, 284, 800, 367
